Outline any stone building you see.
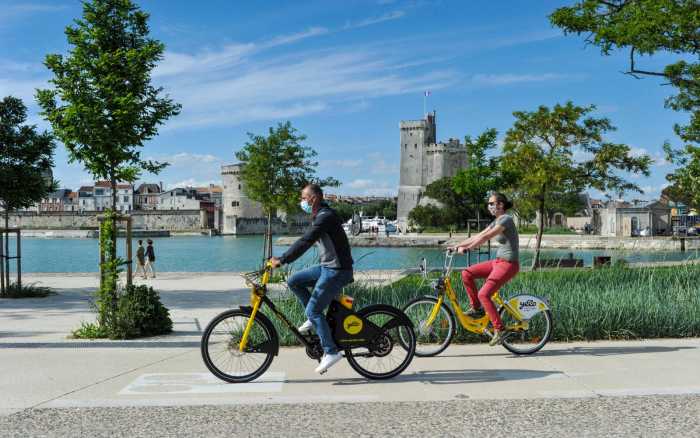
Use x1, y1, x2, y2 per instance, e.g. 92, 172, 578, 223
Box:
221, 163, 310, 235
397, 112, 468, 229
598, 200, 672, 237
134, 183, 162, 210
221, 163, 265, 234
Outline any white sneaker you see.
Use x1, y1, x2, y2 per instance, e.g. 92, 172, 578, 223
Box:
314, 352, 343, 374
297, 320, 314, 334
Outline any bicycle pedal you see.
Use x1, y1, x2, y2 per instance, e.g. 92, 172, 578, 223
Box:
318, 369, 328, 375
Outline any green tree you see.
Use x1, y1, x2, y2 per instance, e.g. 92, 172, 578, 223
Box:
422, 177, 472, 229
452, 128, 500, 230
37, 0, 180, 322
408, 204, 446, 230
550, 1, 700, 208
664, 143, 700, 210
0, 96, 56, 293
501, 102, 652, 269
550, 0, 700, 143
235, 121, 338, 260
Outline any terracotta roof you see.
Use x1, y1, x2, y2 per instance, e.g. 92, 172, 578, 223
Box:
95, 181, 111, 188
68, 192, 79, 199
195, 186, 223, 193
78, 186, 94, 192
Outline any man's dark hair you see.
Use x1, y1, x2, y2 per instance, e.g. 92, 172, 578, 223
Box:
305, 183, 323, 198
138, 240, 143, 245
147, 239, 153, 244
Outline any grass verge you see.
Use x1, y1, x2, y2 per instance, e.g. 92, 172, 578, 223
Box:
268, 264, 700, 346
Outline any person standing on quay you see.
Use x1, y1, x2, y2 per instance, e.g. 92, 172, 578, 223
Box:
144, 239, 156, 279
134, 240, 147, 279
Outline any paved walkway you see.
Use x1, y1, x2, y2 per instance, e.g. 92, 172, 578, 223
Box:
1, 274, 699, 436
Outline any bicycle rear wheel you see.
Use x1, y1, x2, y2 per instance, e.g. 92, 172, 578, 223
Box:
345, 304, 416, 380
402, 296, 455, 357
201, 309, 277, 383
499, 308, 552, 355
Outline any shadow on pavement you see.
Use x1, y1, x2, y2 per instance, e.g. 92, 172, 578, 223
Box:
284, 368, 563, 385
441, 345, 697, 359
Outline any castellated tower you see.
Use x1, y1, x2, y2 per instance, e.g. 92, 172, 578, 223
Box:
397, 112, 468, 230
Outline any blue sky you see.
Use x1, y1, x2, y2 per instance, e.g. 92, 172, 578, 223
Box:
0, 0, 686, 199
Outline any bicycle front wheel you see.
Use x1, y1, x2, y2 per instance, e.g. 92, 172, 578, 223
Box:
402, 296, 455, 357
500, 308, 553, 355
201, 309, 277, 383
345, 304, 416, 380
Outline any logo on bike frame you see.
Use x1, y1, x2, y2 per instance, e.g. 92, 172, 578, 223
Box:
519, 299, 537, 310
343, 315, 363, 335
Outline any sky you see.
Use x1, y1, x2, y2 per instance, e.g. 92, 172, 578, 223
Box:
0, 0, 688, 200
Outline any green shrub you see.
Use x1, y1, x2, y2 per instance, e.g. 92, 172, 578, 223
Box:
109, 284, 173, 339
73, 284, 172, 340
0, 282, 53, 298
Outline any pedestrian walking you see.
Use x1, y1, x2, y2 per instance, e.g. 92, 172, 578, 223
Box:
144, 239, 156, 279
134, 240, 147, 279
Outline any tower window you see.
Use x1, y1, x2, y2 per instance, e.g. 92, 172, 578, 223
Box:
414, 144, 417, 149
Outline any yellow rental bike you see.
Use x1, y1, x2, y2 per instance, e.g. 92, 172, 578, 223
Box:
402, 249, 553, 357
201, 262, 417, 383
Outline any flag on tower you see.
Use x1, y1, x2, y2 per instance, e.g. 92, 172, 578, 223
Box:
424, 90, 431, 97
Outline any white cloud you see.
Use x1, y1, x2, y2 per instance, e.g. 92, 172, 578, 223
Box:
348, 179, 375, 189
165, 178, 219, 190
321, 159, 363, 169
156, 38, 458, 129
368, 152, 398, 175
344, 11, 406, 30
471, 73, 580, 86
156, 152, 222, 165
344, 178, 396, 196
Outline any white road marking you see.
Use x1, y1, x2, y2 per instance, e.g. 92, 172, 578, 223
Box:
43, 395, 380, 409
118, 372, 285, 395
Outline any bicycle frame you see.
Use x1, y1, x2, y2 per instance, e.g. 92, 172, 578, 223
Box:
422, 250, 527, 335
238, 263, 317, 353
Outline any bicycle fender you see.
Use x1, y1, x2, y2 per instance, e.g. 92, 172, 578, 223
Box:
238, 306, 280, 356
506, 295, 550, 320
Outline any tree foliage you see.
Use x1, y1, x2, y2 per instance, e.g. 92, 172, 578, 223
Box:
664, 143, 700, 210
452, 128, 500, 226
0, 96, 56, 214
550, 0, 700, 143
37, 0, 181, 208
501, 102, 651, 268
235, 121, 339, 215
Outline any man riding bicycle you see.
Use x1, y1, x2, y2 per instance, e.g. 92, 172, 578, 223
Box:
270, 184, 354, 374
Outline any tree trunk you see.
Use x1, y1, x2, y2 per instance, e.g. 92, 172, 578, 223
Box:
0, 216, 4, 295
266, 211, 273, 264
4, 210, 9, 288
531, 199, 546, 271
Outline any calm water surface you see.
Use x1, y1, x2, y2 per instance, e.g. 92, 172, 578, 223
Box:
4, 235, 699, 273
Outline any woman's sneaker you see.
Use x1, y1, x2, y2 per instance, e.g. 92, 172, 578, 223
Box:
298, 320, 314, 334
466, 307, 485, 318
315, 352, 343, 374
489, 330, 506, 346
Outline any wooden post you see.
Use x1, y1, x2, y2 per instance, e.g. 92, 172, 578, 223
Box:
126, 217, 132, 289
16, 230, 21, 290
0, 229, 5, 294
99, 217, 105, 291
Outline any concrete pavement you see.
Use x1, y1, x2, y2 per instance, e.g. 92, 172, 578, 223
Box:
1, 273, 700, 436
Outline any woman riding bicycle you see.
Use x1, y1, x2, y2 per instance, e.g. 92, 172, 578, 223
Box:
448, 192, 519, 346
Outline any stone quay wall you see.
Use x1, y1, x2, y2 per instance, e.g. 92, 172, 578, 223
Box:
6, 210, 206, 232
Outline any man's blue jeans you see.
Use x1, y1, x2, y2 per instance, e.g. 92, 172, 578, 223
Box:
287, 265, 354, 355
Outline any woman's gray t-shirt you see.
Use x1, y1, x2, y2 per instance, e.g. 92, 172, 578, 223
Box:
488, 214, 519, 262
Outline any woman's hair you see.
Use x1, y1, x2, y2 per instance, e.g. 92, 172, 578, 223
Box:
491, 192, 513, 210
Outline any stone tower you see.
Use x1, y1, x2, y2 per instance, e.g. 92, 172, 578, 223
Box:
221, 163, 264, 234
397, 112, 468, 229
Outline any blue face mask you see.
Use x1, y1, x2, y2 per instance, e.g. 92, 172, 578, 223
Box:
300, 199, 313, 213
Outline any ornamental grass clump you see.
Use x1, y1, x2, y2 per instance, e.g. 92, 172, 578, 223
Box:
269, 263, 700, 346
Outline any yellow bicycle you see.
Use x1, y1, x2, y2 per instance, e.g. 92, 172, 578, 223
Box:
402, 249, 553, 356
201, 263, 417, 382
